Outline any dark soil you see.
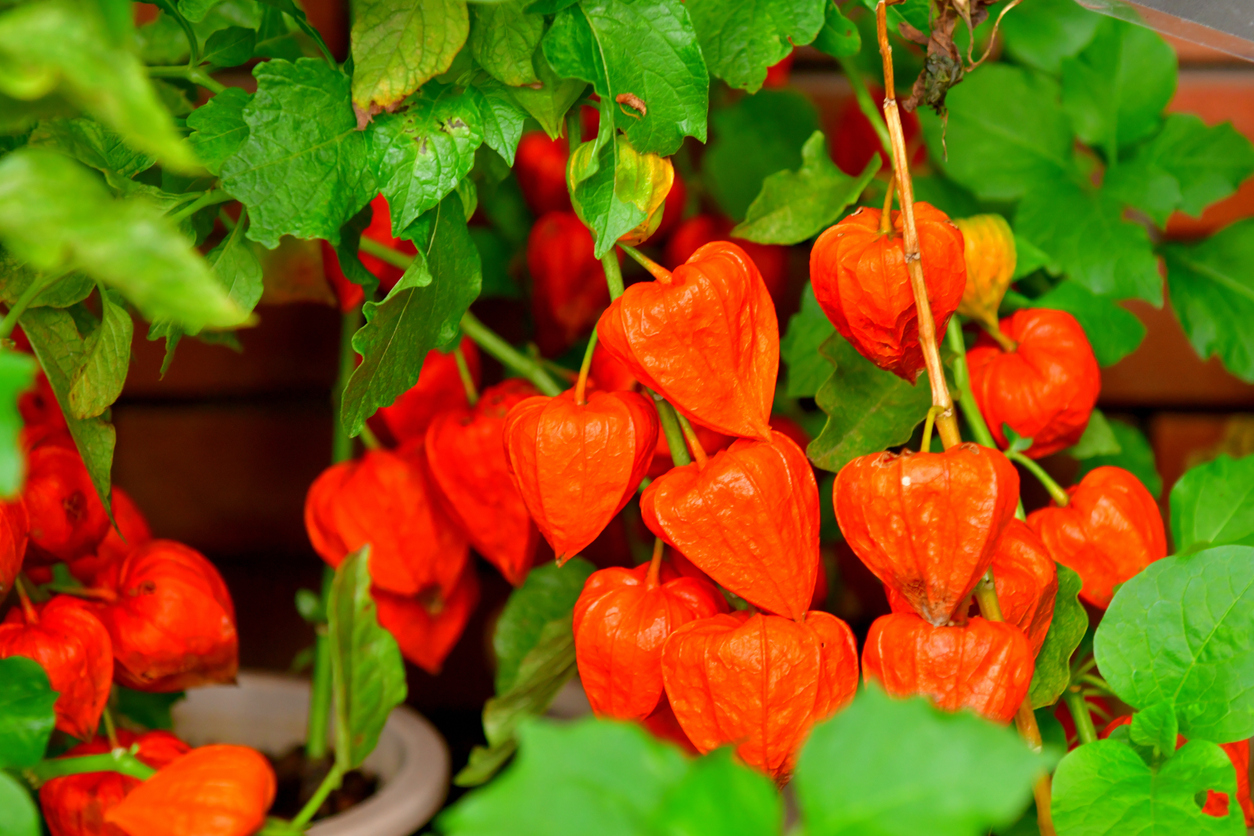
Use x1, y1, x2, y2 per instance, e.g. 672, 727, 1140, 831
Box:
268, 746, 379, 821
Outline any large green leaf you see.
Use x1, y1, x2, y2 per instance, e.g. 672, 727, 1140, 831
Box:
1051, 739, 1244, 835
795, 687, 1054, 836
494, 559, 594, 694
201, 25, 256, 69
469, 1, 542, 87
328, 547, 408, 772
370, 86, 484, 236
350, 0, 468, 114
1015, 177, 1161, 304
0, 771, 40, 836
920, 65, 1074, 202
651, 748, 780, 836
0, 149, 246, 332
811, 2, 860, 59
686, 0, 824, 93
20, 307, 116, 513
0, 350, 35, 497
704, 89, 819, 221
808, 333, 931, 474
1163, 219, 1254, 383
467, 81, 527, 167
0, 656, 57, 769
1060, 18, 1176, 163
1016, 281, 1145, 367
998, 0, 1100, 74
781, 283, 836, 399
28, 117, 155, 190
1028, 564, 1087, 709
542, 0, 708, 156
445, 718, 690, 835
0, 0, 197, 172
732, 133, 878, 245
185, 88, 251, 176
1170, 454, 1254, 552
222, 59, 377, 248
1077, 418, 1161, 498
68, 290, 131, 420
1095, 545, 1254, 744
342, 196, 481, 436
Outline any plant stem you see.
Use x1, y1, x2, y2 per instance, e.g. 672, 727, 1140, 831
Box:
357, 237, 414, 271
13, 574, 37, 622
837, 56, 892, 156
1006, 450, 1071, 507
101, 706, 119, 749
332, 308, 363, 465
653, 394, 691, 468
601, 252, 625, 299
1065, 687, 1099, 745
453, 346, 479, 406
460, 311, 562, 396
618, 244, 670, 282
290, 764, 343, 829
574, 332, 598, 405
187, 66, 226, 94
675, 413, 708, 467
873, 2, 960, 450
26, 749, 156, 784
945, 319, 997, 448
919, 405, 943, 453
359, 423, 382, 451
0, 274, 58, 339
168, 189, 232, 224
645, 537, 664, 589
982, 319, 1018, 353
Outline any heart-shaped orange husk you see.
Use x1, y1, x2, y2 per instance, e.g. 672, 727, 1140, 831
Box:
373, 563, 480, 676
305, 446, 468, 599
573, 561, 726, 720
885, 518, 1057, 654
661, 610, 859, 780
425, 379, 540, 586
23, 444, 111, 564
809, 202, 966, 382
503, 389, 658, 563
596, 241, 778, 440
641, 431, 819, 620
835, 443, 1019, 626
1027, 465, 1166, 609
0, 498, 27, 597
0, 595, 112, 740
863, 613, 1033, 724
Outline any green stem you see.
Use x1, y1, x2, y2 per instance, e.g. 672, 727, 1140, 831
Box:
359, 423, 383, 451
574, 331, 598, 404
169, 189, 232, 224
357, 237, 414, 271
1006, 449, 1071, 507
945, 319, 996, 449
187, 66, 227, 94
1065, 688, 1099, 745
332, 307, 362, 465
460, 311, 562, 396
838, 56, 892, 157
601, 252, 625, 300
290, 765, 343, 829
653, 394, 691, 468
26, 749, 156, 784
453, 347, 479, 405
0, 274, 58, 339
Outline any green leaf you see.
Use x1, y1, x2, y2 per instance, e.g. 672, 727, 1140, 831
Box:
920, 66, 1074, 202
569, 132, 668, 258
0, 349, 35, 497
686, 0, 824, 93
1129, 701, 1179, 761
1051, 739, 1244, 835
350, 0, 468, 113
998, 0, 1100, 74
812, 2, 860, 59
342, 196, 481, 436
467, 81, 527, 167
328, 546, 408, 772
1077, 418, 1162, 498
21, 306, 116, 513
651, 748, 780, 836
808, 332, 931, 474
1015, 178, 1161, 304
542, 0, 708, 156
1028, 563, 1087, 709
1065, 409, 1120, 459
445, 718, 690, 833
1163, 219, 1254, 383
0, 656, 57, 769
223, 59, 376, 248
704, 89, 819, 221
0, 0, 198, 172
0, 253, 94, 314
178, 0, 221, 22
781, 283, 835, 399
0, 149, 246, 332
1095, 545, 1254, 743
507, 49, 585, 141
1170, 454, 1254, 551
732, 133, 878, 245
1060, 18, 1176, 163
469, 1, 542, 87
911, 175, 981, 220
27, 117, 156, 189
0, 771, 39, 836
202, 25, 256, 68
186, 88, 251, 177
113, 687, 184, 731
494, 558, 594, 694
1022, 280, 1145, 366
68, 290, 131, 420
795, 687, 1055, 836
255, 0, 335, 63
370, 86, 484, 236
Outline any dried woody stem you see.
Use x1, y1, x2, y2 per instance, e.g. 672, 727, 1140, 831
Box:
874, 5, 1055, 832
